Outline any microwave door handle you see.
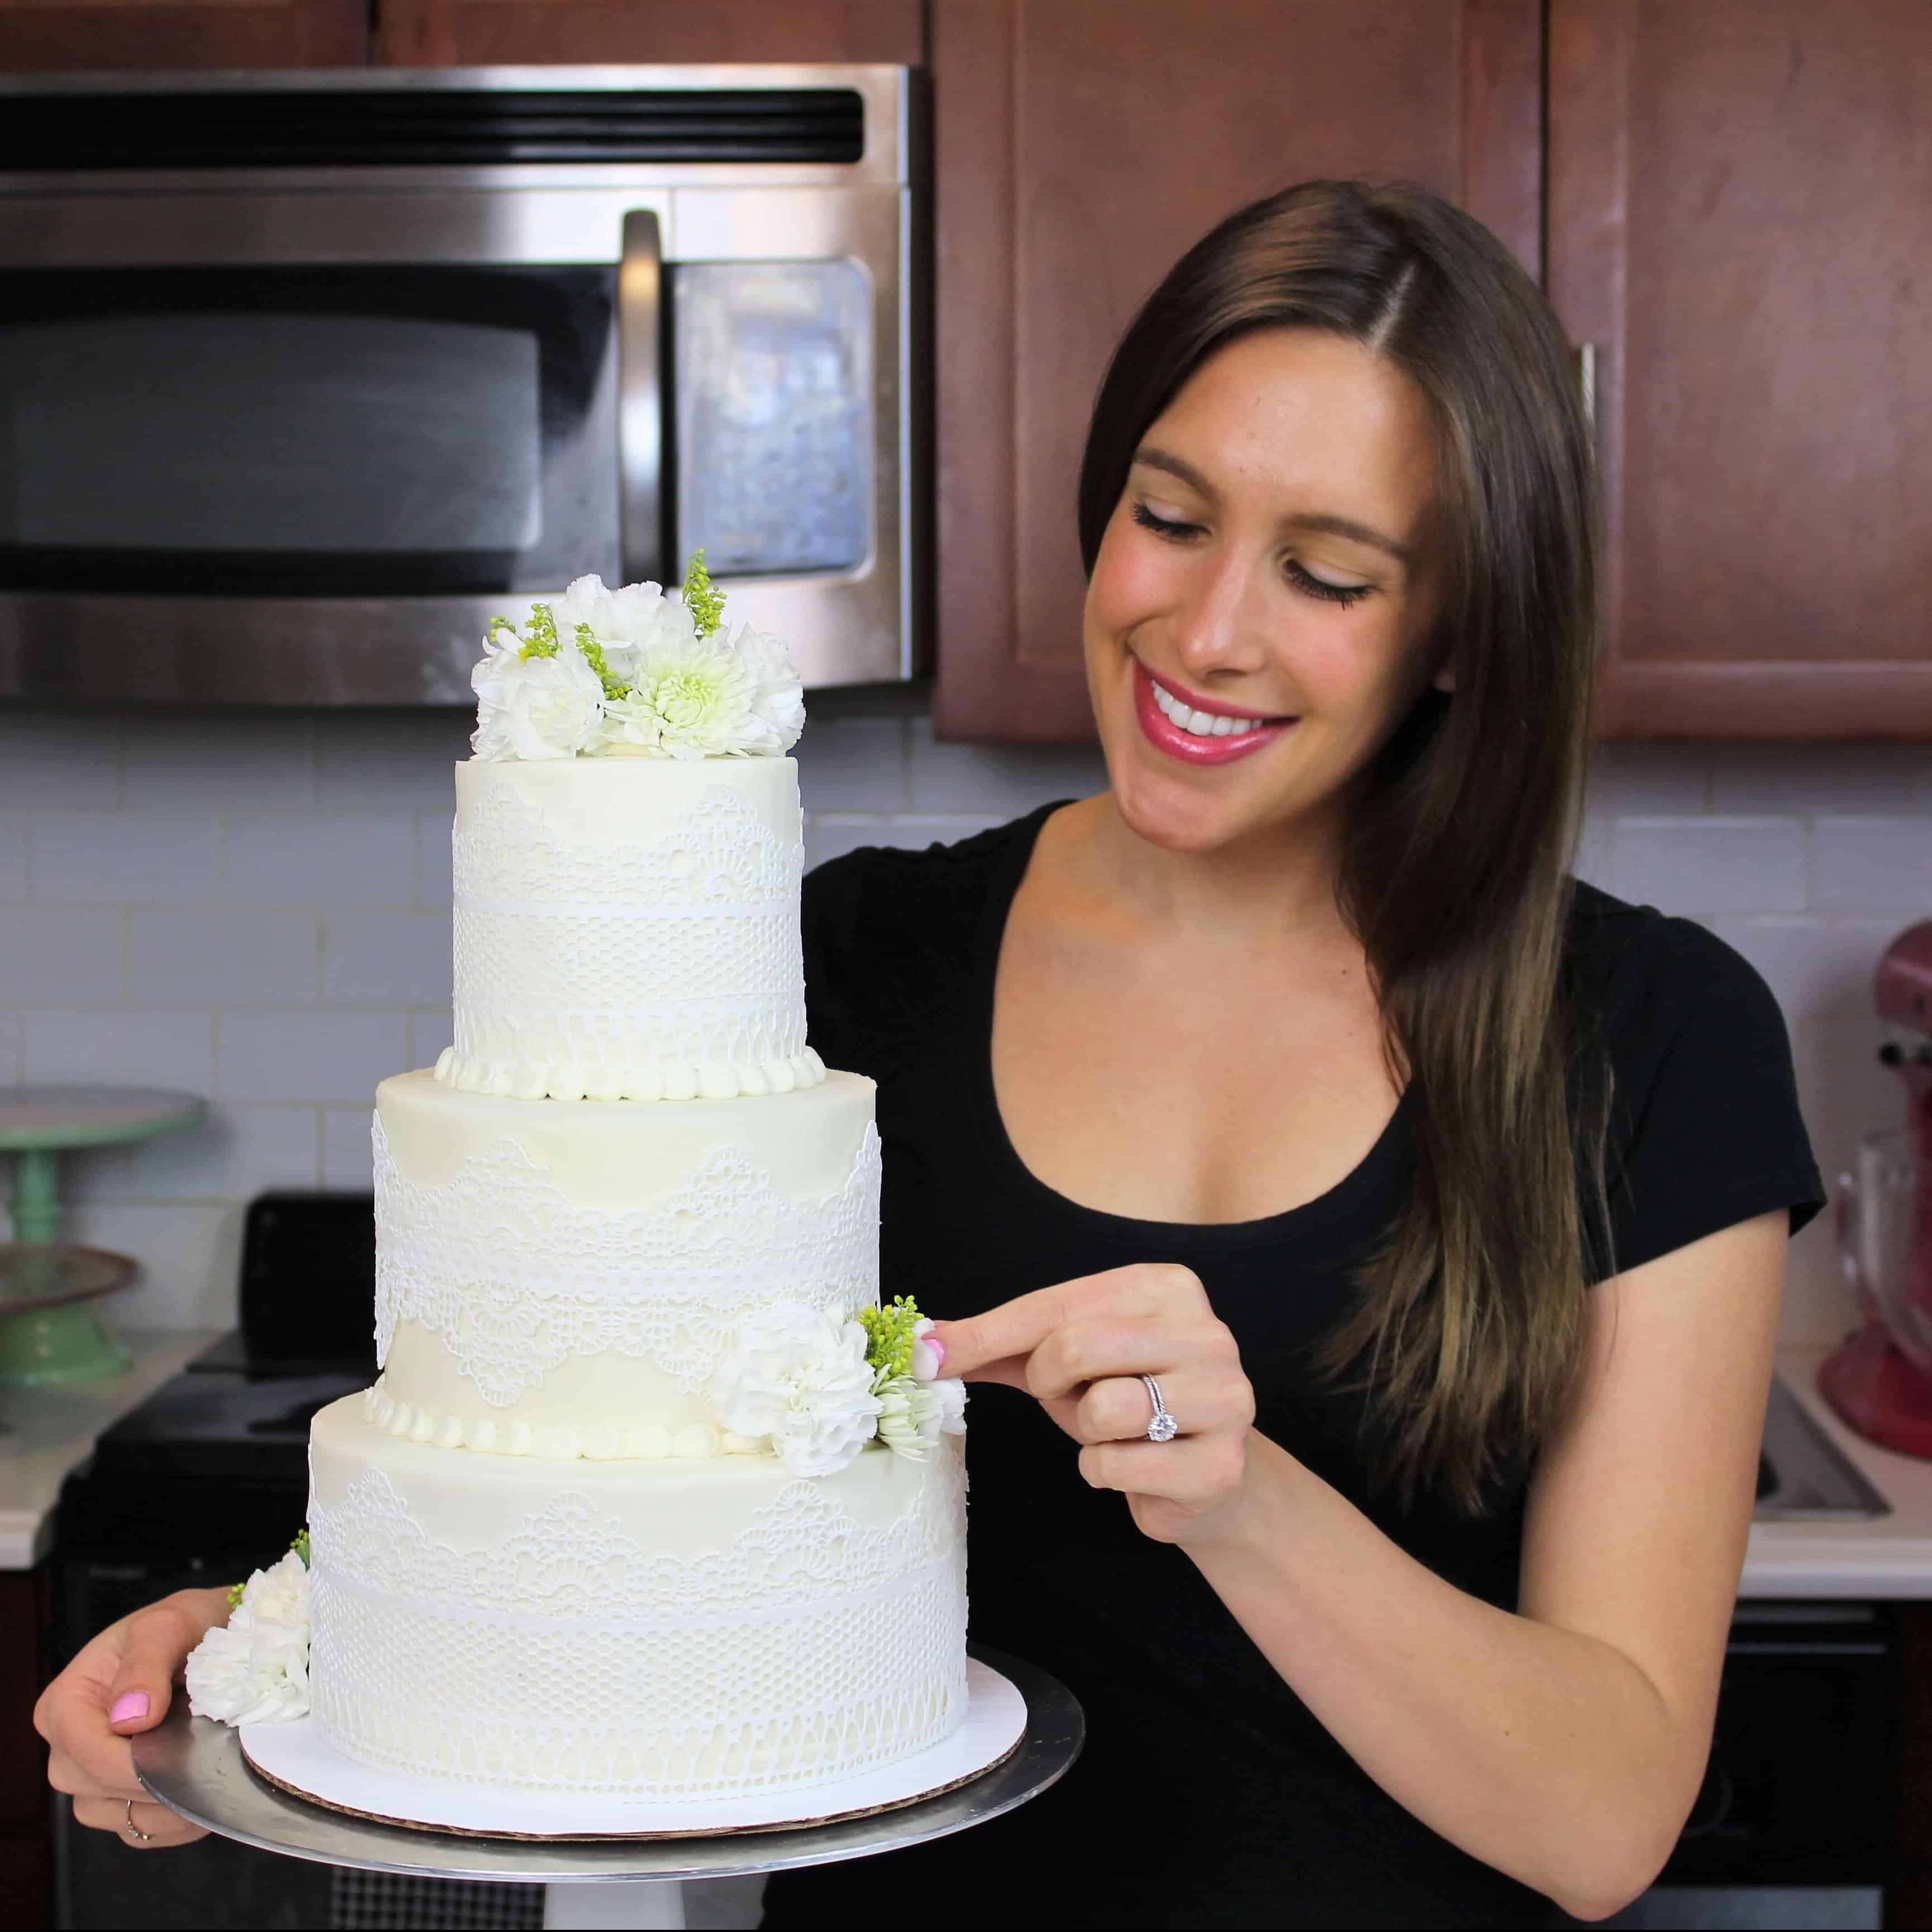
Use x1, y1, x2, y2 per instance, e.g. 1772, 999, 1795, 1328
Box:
618, 208, 664, 587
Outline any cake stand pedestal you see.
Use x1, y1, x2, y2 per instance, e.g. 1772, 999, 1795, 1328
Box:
133, 1649, 1082, 1932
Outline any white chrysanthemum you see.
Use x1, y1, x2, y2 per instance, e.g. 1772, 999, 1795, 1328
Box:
874, 1373, 968, 1461
472, 638, 606, 762
185, 1553, 311, 1726
710, 1302, 882, 1477
592, 610, 804, 761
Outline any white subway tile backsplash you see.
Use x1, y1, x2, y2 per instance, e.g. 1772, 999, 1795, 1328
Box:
73, 1201, 243, 1331
795, 718, 908, 814
224, 814, 417, 908
129, 909, 318, 1005
0, 814, 25, 902
122, 715, 314, 812
1610, 817, 1807, 915
906, 718, 1107, 816
217, 1009, 406, 1104
1712, 743, 1929, 817
416, 813, 454, 908
32, 811, 222, 905
1811, 818, 1932, 915
809, 814, 1007, 869
314, 712, 471, 812
2, 707, 1930, 1338
322, 1107, 375, 1189
1707, 917, 1901, 1022
1585, 743, 1712, 817
0, 711, 121, 810
408, 1009, 453, 1071
67, 1103, 319, 1204
0, 907, 123, 1001
21, 1008, 216, 1092
322, 912, 451, 1007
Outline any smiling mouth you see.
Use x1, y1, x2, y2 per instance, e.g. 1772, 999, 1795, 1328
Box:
1144, 670, 1293, 738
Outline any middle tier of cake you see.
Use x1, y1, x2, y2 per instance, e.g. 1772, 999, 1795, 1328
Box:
372, 1067, 881, 1458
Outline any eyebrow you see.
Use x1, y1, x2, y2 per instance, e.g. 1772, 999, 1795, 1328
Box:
1131, 444, 1415, 567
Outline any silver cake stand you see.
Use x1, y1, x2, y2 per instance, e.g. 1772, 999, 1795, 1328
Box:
133, 1648, 1082, 1931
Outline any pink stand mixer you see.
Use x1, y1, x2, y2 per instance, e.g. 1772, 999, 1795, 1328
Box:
1821, 920, 1932, 1457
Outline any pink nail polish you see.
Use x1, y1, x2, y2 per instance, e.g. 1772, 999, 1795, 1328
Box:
109, 1691, 149, 1726
926, 1335, 947, 1371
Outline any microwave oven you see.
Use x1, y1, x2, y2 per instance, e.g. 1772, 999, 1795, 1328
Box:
0, 66, 926, 704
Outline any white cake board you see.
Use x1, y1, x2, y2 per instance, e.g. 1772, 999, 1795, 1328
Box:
239, 1660, 1025, 1842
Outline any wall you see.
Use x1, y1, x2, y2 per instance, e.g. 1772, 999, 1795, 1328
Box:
0, 706, 1924, 1343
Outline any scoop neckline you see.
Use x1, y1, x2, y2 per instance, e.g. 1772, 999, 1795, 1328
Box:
965, 801, 1414, 1249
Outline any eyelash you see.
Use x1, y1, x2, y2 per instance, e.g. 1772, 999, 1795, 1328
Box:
1129, 501, 1374, 609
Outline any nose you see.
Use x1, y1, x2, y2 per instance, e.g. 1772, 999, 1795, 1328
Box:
1169, 545, 1271, 686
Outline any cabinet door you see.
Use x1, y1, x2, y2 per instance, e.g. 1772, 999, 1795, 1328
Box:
378, 0, 920, 66
0, 0, 364, 70
932, 0, 1541, 742
1550, 0, 1932, 738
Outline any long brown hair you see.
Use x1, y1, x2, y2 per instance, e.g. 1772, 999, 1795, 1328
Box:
1077, 180, 1612, 1512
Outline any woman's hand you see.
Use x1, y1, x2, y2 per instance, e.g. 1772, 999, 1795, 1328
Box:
35, 1588, 231, 1849
934, 1262, 1259, 1546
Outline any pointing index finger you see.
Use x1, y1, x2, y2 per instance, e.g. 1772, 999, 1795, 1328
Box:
931, 1269, 1140, 1381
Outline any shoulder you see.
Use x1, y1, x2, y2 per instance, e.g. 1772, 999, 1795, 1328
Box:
1563, 877, 1784, 1067
1563, 879, 1824, 1273
801, 806, 1060, 1072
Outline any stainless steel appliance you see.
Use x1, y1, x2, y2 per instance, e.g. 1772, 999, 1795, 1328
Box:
0, 66, 925, 705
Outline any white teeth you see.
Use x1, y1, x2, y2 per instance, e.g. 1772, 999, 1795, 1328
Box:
1149, 672, 1270, 739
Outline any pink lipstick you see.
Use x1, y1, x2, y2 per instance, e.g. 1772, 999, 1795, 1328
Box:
1130, 657, 1295, 767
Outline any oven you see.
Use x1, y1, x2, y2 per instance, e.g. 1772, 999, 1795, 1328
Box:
0, 66, 925, 705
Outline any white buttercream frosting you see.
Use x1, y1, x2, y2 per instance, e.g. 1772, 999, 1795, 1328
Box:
307, 1397, 968, 1797
374, 1068, 881, 1453
441, 755, 821, 1103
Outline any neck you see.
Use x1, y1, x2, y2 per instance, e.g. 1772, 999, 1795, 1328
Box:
1058, 791, 1355, 950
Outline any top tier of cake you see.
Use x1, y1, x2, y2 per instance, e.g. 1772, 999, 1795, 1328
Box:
435, 756, 825, 1103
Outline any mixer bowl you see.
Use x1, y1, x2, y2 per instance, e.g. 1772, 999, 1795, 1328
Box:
1838, 1127, 1932, 1372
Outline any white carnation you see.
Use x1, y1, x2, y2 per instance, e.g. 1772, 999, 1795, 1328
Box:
710, 1302, 882, 1477
471, 638, 606, 762
553, 573, 694, 688
185, 1553, 311, 1726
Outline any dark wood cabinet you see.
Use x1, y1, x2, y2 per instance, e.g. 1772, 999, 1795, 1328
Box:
1549, 0, 1932, 739
0, 0, 364, 71
930, 0, 1542, 742
375, 0, 920, 68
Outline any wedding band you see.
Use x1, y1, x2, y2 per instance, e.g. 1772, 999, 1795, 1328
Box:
1141, 1374, 1179, 1443
123, 1798, 154, 1843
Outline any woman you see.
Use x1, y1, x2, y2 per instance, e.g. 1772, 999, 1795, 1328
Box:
39, 181, 1821, 1929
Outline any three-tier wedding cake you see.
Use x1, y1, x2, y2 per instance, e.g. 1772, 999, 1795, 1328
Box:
294, 568, 969, 1801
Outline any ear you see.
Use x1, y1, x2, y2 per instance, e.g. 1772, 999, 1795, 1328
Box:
1431, 663, 1455, 694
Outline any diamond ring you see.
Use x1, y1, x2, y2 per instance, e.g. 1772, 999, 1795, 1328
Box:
123, 1798, 154, 1844
1141, 1374, 1179, 1443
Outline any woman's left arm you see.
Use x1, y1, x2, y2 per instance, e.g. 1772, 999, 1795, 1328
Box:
936, 1213, 1787, 1923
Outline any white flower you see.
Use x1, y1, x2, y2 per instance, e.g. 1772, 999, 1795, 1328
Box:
185, 1553, 311, 1726
710, 1302, 882, 1477
552, 573, 692, 688
592, 613, 804, 762
471, 636, 606, 762
874, 1373, 968, 1461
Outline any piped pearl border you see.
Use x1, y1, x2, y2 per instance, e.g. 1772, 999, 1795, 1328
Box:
362, 1380, 765, 1462
433, 1045, 826, 1103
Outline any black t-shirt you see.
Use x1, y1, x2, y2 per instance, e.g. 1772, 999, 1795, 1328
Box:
761, 803, 1825, 1932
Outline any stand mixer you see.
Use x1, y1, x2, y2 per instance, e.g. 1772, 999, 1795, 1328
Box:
1821, 920, 1932, 1457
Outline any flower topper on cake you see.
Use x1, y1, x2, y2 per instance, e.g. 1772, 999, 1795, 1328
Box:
709, 1295, 966, 1479
471, 552, 806, 763
184, 1532, 313, 1727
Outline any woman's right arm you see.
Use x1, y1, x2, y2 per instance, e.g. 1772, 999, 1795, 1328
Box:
35, 1588, 231, 1848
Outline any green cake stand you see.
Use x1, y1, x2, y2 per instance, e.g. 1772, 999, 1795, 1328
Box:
0, 1086, 206, 1386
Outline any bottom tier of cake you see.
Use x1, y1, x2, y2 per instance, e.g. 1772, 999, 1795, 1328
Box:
305, 1396, 968, 1799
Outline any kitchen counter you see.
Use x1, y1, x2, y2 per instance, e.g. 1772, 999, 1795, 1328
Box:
1744, 1343, 1932, 1598
0, 1331, 216, 1568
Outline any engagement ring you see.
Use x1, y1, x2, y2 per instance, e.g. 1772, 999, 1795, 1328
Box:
1141, 1374, 1179, 1443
